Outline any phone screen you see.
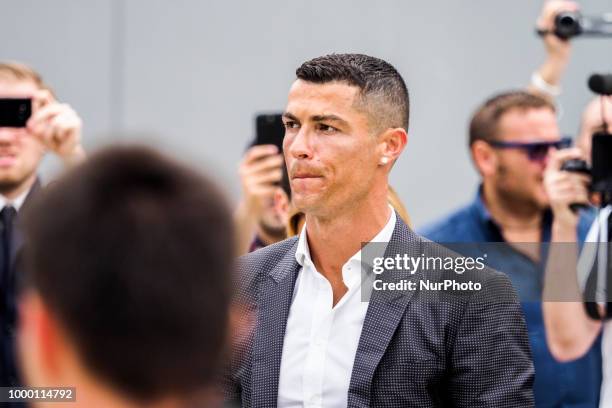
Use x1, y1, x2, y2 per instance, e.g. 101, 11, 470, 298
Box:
0, 98, 32, 127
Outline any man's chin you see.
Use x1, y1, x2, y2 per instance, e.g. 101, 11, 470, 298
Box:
0, 174, 34, 195
292, 198, 318, 215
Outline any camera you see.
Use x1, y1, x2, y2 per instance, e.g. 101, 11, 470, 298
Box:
554, 11, 583, 39
536, 11, 612, 40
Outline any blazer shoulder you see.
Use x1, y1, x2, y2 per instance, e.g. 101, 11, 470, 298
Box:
231, 237, 298, 307
235, 236, 298, 278
237, 236, 298, 267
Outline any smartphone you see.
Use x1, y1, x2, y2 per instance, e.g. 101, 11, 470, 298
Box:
0, 98, 32, 127
254, 113, 285, 152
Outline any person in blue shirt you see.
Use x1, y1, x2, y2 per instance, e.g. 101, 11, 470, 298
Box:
420, 90, 601, 407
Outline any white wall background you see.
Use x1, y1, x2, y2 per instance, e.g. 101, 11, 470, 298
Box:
1, 0, 610, 227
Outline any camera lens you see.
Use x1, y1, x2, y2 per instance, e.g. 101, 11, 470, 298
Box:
558, 15, 575, 27
554, 11, 582, 39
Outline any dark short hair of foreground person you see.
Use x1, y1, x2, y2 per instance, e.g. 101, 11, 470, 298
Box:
17, 146, 233, 408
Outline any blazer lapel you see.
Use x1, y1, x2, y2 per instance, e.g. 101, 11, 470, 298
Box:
250, 241, 300, 407
348, 218, 422, 407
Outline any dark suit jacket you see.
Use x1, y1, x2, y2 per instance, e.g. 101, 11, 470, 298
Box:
0, 179, 41, 388
224, 215, 535, 407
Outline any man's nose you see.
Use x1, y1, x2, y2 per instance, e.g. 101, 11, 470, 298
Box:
0, 128, 19, 144
288, 128, 313, 160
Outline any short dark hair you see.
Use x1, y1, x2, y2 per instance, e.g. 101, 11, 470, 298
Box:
21, 145, 233, 403
296, 53, 410, 131
469, 90, 555, 146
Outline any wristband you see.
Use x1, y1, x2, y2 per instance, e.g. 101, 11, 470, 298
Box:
531, 71, 562, 97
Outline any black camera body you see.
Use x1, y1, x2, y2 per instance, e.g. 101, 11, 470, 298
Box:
561, 134, 612, 207
554, 11, 583, 39
560, 158, 590, 175
537, 11, 612, 40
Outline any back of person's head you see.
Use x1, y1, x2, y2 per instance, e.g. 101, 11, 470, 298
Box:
469, 90, 555, 147
19, 145, 233, 406
295, 53, 410, 133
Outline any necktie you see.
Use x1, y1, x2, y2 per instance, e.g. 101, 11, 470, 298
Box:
0, 206, 16, 296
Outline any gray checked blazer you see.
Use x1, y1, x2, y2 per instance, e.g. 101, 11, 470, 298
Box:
223, 214, 534, 407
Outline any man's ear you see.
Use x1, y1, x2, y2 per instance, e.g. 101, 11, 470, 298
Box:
377, 127, 408, 166
471, 140, 498, 177
18, 291, 63, 386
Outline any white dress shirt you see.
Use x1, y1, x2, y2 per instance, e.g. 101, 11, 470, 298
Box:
277, 207, 396, 408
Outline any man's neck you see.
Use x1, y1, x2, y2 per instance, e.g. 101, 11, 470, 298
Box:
482, 182, 543, 249
482, 182, 542, 229
305, 196, 391, 282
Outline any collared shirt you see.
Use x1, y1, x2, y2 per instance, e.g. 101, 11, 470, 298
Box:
277, 207, 396, 408
419, 187, 602, 408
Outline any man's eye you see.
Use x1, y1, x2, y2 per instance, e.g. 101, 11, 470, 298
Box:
318, 124, 337, 133
284, 121, 299, 129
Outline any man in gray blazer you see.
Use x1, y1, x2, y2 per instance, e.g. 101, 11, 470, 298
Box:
224, 53, 534, 407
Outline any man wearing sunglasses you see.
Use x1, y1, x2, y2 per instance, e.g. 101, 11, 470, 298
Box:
420, 90, 601, 407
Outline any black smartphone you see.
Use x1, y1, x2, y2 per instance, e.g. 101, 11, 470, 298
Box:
255, 113, 285, 152
0, 98, 32, 127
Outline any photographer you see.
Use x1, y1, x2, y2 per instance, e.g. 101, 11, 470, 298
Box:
528, 0, 579, 100
542, 98, 612, 406
0, 61, 85, 390
524, 2, 612, 405
419, 89, 602, 407
234, 144, 290, 254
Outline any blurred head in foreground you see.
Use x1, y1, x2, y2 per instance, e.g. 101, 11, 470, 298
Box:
17, 145, 233, 408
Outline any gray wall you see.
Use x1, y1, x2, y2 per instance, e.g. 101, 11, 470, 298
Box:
1, 0, 610, 227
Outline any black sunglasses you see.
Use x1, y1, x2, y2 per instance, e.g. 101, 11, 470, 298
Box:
488, 137, 573, 162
